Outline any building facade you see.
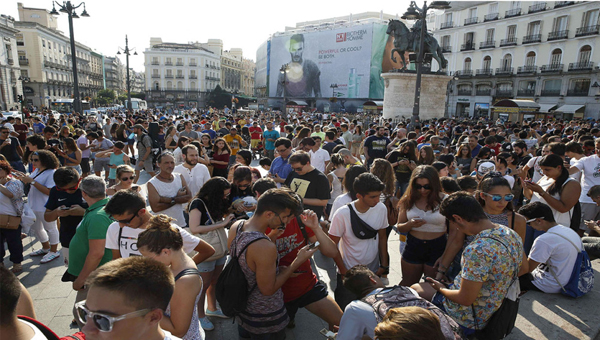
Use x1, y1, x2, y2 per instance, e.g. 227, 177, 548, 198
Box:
144, 38, 221, 109
221, 48, 242, 93
14, 3, 101, 109
130, 70, 145, 94
241, 57, 255, 97
104, 56, 124, 95
431, 1, 600, 119
0, 14, 22, 111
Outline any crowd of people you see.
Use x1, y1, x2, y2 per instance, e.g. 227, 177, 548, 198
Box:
0, 107, 598, 340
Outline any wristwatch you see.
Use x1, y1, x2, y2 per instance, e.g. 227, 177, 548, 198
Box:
170, 198, 176, 205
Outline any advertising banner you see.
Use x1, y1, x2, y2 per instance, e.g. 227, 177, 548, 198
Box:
269, 24, 375, 99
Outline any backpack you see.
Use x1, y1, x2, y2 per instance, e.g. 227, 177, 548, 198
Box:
361, 286, 462, 340
547, 231, 594, 298
141, 133, 161, 167
215, 221, 268, 317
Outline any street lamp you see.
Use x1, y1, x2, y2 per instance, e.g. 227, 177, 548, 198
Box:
402, 1, 450, 129
49, 1, 90, 114
117, 35, 137, 112
280, 64, 289, 112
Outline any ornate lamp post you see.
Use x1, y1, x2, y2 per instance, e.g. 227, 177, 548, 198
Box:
117, 35, 137, 112
49, 1, 90, 114
402, 1, 450, 129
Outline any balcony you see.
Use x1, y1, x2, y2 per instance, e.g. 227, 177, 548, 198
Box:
522, 34, 542, 44
484, 13, 499, 22
567, 89, 589, 96
164, 74, 174, 79
541, 89, 561, 96
464, 17, 478, 26
151, 61, 159, 65
517, 89, 536, 96
517, 65, 538, 74
576, 25, 600, 37
476, 68, 493, 76
505, 8, 521, 18
189, 63, 197, 67
495, 67, 514, 76
500, 37, 517, 47
528, 2, 546, 14
476, 89, 492, 96
496, 90, 514, 97
189, 75, 198, 79
457, 89, 472, 96
165, 62, 173, 66
176, 75, 185, 79
569, 62, 594, 71
440, 21, 453, 29
7, 58, 14, 65
479, 40, 495, 49
19, 58, 29, 66
461, 42, 475, 51
442, 45, 451, 53
541, 64, 564, 73
548, 30, 569, 41
554, 1, 575, 9
456, 70, 473, 77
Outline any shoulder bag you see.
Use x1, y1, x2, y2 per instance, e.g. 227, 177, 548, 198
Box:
191, 199, 228, 262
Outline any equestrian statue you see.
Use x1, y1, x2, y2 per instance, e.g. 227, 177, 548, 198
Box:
386, 19, 447, 71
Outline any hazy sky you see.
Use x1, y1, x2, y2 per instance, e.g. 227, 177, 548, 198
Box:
2, 0, 417, 72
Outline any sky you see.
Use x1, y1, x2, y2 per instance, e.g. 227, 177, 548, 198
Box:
1, 0, 419, 72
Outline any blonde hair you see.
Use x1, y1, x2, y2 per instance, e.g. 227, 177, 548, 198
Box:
116, 164, 135, 181
137, 215, 183, 254
374, 307, 445, 340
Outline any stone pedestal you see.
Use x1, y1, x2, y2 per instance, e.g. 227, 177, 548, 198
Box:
381, 72, 452, 121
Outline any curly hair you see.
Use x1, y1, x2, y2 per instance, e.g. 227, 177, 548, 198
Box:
370, 159, 395, 197
34, 149, 60, 170
190, 177, 231, 218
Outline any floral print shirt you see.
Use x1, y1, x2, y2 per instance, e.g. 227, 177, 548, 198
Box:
443, 226, 523, 330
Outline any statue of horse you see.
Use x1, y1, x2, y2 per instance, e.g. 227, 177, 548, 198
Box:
386, 19, 448, 70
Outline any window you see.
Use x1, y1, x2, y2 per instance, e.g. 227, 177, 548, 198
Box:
464, 32, 474, 44
464, 58, 472, 70
42, 39, 46, 47
441, 35, 450, 48
519, 80, 536, 91
582, 9, 599, 27
177, 70, 183, 76
177, 81, 183, 90
485, 29, 494, 42
527, 21, 541, 36
551, 49, 562, 65
483, 56, 492, 70
570, 79, 590, 92
469, 8, 477, 18
507, 25, 517, 39
190, 81, 196, 90
526, 52, 536, 66
553, 16, 568, 31
511, 1, 520, 9
498, 82, 513, 91
502, 54, 512, 69
578, 45, 592, 64
444, 13, 452, 23
166, 81, 173, 90
489, 2, 498, 13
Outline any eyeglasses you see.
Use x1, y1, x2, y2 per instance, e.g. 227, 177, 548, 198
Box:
75, 300, 151, 332
110, 210, 140, 225
120, 176, 135, 182
276, 147, 289, 153
57, 178, 82, 191
483, 192, 515, 202
414, 184, 431, 190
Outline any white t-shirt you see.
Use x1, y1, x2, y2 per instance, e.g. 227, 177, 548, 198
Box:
78, 134, 90, 158
330, 193, 352, 219
329, 201, 388, 272
570, 157, 582, 183
174, 163, 210, 198
28, 168, 56, 212
309, 148, 330, 173
504, 174, 515, 189
18, 318, 48, 340
530, 225, 581, 293
573, 154, 600, 204
162, 330, 183, 340
337, 287, 420, 340
526, 156, 544, 184
105, 222, 200, 258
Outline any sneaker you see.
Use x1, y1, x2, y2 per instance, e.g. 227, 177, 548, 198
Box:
30, 248, 49, 257
287, 319, 296, 329
40, 251, 60, 264
11, 263, 23, 273
381, 277, 390, 286
199, 317, 214, 331
205, 309, 230, 319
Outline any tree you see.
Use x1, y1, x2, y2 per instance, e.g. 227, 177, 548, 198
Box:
131, 92, 146, 100
206, 85, 232, 109
117, 94, 128, 103
97, 89, 116, 101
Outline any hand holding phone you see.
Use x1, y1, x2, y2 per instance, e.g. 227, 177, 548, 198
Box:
308, 241, 320, 250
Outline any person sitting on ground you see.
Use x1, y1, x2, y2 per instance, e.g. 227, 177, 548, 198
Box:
518, 201, 583, 294
78, 256, 183, 339
373, 307, 446, 340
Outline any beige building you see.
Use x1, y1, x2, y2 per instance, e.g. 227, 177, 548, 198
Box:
221, 48, 242, 93
14, 3, 101, 109
0, 14, 23, 111
130, 70, 145, 94
241, 57, 256, 97
104, 56, 124, 94
431, 1, 600, 119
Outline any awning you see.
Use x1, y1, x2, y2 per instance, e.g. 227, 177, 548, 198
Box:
538, 104, 558, 113
554, 104, 585, 114
286, 100, 307, 106
492, 99, 540, 113
363, 100, 384, 109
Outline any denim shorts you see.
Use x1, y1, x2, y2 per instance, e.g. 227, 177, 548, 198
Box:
197, 255, 227, 272
401, 233, 447, 267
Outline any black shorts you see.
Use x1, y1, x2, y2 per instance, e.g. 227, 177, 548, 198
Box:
81, 158, 90, 174
401, 233, 447, 267
284, 280, 329, 320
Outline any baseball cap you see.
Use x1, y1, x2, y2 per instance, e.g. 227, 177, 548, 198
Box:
477, 161, 496, 176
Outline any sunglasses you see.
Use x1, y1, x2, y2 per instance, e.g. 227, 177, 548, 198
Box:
120, 176, 135, 181
293, 166, 304, 172
57, 178, 82, 191
483, 192, 515, 202
111, 210, 139, 225
414, 184, 431, 190
75, 300, 151, 332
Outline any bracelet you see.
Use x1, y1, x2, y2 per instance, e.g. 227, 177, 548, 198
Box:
438, 269, 446, 275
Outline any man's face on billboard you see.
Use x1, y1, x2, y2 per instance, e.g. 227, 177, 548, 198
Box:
290, 41, 304, 63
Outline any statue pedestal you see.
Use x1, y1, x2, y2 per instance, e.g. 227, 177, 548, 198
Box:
381, 73, 452, 121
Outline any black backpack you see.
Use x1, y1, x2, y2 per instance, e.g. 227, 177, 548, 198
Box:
216, 221, 268, 317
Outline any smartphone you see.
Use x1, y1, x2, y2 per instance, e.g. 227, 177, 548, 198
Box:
308, 241, 320, 249
320, 328, 336, 339
131, 185, 139, 190
60, 206, 70, 210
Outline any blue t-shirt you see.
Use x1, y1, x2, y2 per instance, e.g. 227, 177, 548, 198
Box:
263, 130, 280, 150
202, 129, 216, 140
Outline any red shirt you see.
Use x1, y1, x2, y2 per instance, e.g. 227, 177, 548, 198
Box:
249, 126, 263, 140
486, 143, 501, 156
266, 218, 316, 302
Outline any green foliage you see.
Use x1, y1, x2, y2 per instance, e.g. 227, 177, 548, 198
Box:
131, 92, 146, 100
117, 94, 128, 102
97, 89, 115, 100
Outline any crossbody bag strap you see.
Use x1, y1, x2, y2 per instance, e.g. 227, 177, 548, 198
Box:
545, 231, 582, 293
198, 199, 214, 225
117, 226, 123, 257
547, 231, 581, 252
